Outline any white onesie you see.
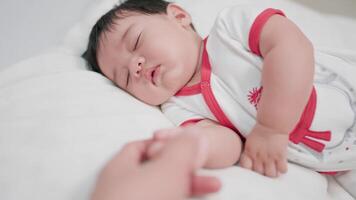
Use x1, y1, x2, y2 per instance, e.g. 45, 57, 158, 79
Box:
161, 5, 356, 172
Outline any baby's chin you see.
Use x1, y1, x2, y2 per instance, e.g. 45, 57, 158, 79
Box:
141, 93, 172, 106
136, 82, 182, 105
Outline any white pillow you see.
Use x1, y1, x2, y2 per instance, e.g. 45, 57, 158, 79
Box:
0, 51, 174, 200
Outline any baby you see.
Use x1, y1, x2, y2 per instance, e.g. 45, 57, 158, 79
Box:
83, 0, 356, 180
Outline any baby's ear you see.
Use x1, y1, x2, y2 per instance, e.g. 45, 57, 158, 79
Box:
166, 3, 192, 28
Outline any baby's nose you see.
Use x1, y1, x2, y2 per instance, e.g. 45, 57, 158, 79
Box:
133, 62, 142, 76
130, 56, 145, 77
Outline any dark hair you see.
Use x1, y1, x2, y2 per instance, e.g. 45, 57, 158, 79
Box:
82, 0, 194, 74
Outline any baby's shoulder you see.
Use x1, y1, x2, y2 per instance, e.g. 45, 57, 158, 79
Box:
213, 4, 270, 31
216, 4, 263, 19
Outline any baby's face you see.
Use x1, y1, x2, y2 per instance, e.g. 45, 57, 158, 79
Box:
97, 4, 201, 105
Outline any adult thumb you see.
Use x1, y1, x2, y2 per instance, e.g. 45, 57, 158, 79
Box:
148, 133, 221, 198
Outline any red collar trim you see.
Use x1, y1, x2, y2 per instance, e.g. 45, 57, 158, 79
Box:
174, 41, 204, 97
175, 83, 201, 96
200, 38, 243, 138
174, 37, 242, 138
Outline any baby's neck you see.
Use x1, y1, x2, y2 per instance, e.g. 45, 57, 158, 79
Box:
184, 38, 203, 87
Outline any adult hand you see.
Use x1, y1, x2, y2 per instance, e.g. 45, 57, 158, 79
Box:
91, 133, 221, 200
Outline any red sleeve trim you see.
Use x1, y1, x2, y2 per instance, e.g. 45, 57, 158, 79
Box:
179, 119, 204, 127
248, 8, 286, 56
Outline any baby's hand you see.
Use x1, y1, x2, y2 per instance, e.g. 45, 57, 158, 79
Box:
147, 127, 209, 168
239, 123, 289, 178
146, 128, 180, 158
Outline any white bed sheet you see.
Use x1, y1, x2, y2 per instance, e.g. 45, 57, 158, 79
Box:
1, 0, 356, 199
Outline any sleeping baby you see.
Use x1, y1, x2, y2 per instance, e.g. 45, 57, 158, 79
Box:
82, 0, 356, 194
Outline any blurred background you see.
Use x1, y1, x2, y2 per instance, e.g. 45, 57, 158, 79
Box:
1, 0, 355, 71
0, 0, 94, 70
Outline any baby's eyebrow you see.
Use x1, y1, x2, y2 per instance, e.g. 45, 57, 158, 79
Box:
121, 24, 133, 43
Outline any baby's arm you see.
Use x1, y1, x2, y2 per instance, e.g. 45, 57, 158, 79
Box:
150, 119, 243, 169
192, 119, 242, 168
258, 15, 314, 134
240, 15, 314, 176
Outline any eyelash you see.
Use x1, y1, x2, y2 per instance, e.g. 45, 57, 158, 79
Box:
126, 70, 130, 87
126, 32, 142, 87
133, 32, 142, 50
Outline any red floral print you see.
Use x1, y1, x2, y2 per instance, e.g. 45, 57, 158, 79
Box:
248, 86, 263, 109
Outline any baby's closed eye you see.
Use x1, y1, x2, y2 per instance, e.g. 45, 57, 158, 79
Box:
133, 32, 142, 51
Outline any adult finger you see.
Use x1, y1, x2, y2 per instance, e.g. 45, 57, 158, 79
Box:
146, 141, 164, 159
107, 140, 152, 170
153, 133, 209, 170
142, 133, 212, 199
146, 134, 221, 199
191, 175, 221, 196
95, 140, 153, 196
153, 128, 181, 140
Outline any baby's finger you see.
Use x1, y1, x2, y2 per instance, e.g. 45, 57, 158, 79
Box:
153, 128, 181, 140
276, 158, 288, 174
264, 160, 277, 178
153, 133, 208, 170
252, 157, 264, 175
147, 141, 164, 158
239, 153, 253, 170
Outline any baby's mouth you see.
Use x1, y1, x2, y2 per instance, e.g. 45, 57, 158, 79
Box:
151, 70, 156, 84
151, 66, 160, 85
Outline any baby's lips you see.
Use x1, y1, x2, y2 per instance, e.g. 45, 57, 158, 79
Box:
143, 65, 160, 85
